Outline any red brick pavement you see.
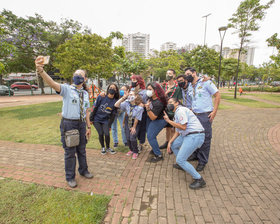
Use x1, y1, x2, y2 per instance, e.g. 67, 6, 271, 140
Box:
1, 108, 280, 224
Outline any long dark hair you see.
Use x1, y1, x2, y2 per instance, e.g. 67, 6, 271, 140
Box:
147, 82, 167, 107
107, 83, 120, 100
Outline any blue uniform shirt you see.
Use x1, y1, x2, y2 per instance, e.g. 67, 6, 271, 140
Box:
174, 106, 204, 136
188, 79, 218, 113
181, 83, 192, 109
60, 84, 90, 120
138, 89, 148, 104
93, 95, 117, 123
120, 101, 144, 121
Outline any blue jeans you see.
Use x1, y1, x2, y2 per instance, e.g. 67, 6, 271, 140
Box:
171, 133, 205, 179
147, 118, 167, 156
111, 111, 127, 144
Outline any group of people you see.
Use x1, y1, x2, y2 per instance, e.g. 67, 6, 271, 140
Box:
35, 56, 220, 190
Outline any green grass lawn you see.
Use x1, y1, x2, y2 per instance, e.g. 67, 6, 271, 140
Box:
0, 101, 129, 151
221, 94, 280, 108
247, 93, 280, 103
0, 178, 110, 224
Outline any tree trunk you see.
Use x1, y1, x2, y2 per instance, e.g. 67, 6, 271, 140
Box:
0, 75, 3, 85
39, 76, 45, 94
234, 42, 243, 99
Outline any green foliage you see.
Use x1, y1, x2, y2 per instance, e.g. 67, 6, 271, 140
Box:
54, 33, 115, 80
187, 46, 219, 77
148, 50, 186, 81
228, 0, 274, 97
267, 33, 280, 67
0, 179, 110, 224
241, 86, 280, 92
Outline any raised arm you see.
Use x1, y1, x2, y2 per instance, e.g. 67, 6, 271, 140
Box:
35, 56, 61, 93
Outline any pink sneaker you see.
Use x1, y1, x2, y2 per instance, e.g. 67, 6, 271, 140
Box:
132, 153, 138, 159
126, 151, 133, 156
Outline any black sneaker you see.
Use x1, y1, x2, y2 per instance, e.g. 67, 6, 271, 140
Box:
189, 177, 206, 190
149, 150, 155, 155
81, 172, 94, 179
114, 142, 118, 147
101, 147, 106, 155
173, 163, 184, 171
149, 154, 163, 163
196, 164, 205, 172
107, 148, 116, 154
67, 179, 77, 188
187, 154, 198, 161
159, 141, 168, 149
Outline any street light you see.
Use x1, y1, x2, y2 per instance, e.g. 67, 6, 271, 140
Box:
217, 26, 228, 89
202, 13, 211, 46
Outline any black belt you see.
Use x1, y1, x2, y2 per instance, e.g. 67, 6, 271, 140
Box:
186, 131, 205, 136
62, 117, 84, 122
194, 111, 212, 115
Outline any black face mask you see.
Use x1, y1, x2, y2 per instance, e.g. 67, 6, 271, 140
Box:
166, 75, 173, 81
108, 88, 116, 95
167, 104, 175, 112
186, 75, 194, 83
131, 82, 137, 88
178, 81, 186, 88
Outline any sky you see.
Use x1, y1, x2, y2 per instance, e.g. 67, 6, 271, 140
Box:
1, 0, 280, 67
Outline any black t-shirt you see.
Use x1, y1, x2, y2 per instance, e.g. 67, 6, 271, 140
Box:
150, 99, 165, 120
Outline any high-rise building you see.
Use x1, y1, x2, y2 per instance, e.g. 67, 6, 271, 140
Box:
222, 46, 255, 65
122, 33, 150, 58
160, 42, 177, 51
211, 44, 220, 53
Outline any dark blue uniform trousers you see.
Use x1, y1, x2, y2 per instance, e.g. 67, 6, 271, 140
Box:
193, 112, 212, 166
125, 117, 140, 153
60, 119, 89, 181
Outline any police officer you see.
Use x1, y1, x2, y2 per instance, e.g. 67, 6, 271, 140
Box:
185, 67, 220, 172
35, 56, 93, 188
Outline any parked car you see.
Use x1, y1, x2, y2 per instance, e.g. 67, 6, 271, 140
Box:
0, 85, 14, 96
11, 82, 38, 91
270, 81, 280, 87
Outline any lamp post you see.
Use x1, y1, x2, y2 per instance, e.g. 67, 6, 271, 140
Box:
202, 13, 211, 46
217, 26, 228, 89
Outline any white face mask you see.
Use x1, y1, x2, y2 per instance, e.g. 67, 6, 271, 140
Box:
146, 90, 153, 97
128, 95, 135, 102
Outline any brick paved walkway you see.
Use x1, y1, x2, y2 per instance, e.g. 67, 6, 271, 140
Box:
0, 107, 280, 224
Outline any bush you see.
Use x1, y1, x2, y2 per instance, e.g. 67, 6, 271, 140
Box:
242, 86, 280, 92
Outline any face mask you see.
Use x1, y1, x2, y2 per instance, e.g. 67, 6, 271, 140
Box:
167, 104, 175, 112
131, 82, 137, 88
178, 81, 186, 88
128, 95, 135, 102
146, 90, 153, 97
166, 75, 173, 81
73, 75, 84, 85
119, 90, 124, 96
108, 88, 116, 95
186, 75, 194, 83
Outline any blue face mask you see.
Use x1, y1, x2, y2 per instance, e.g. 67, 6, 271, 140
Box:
119, 90, 125, 96
73, 75, 84, 85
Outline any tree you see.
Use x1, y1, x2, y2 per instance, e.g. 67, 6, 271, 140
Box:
54, 33, 115, 82
267, 33, 280, 67
0, 10, 91, 93
0, 15, 15, 84
187, 46, 219, 77
228, 0, 274, 98
148, 50, 186, 81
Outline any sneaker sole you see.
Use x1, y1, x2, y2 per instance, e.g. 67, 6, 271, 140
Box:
189, 183, 206, 190
109, 151, 116, 154
101, 152, 106, 155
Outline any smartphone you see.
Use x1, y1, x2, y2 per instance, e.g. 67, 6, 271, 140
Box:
43, 56, 50, 65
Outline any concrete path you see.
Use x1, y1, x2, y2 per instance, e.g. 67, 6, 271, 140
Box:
0, 107, 280, 224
